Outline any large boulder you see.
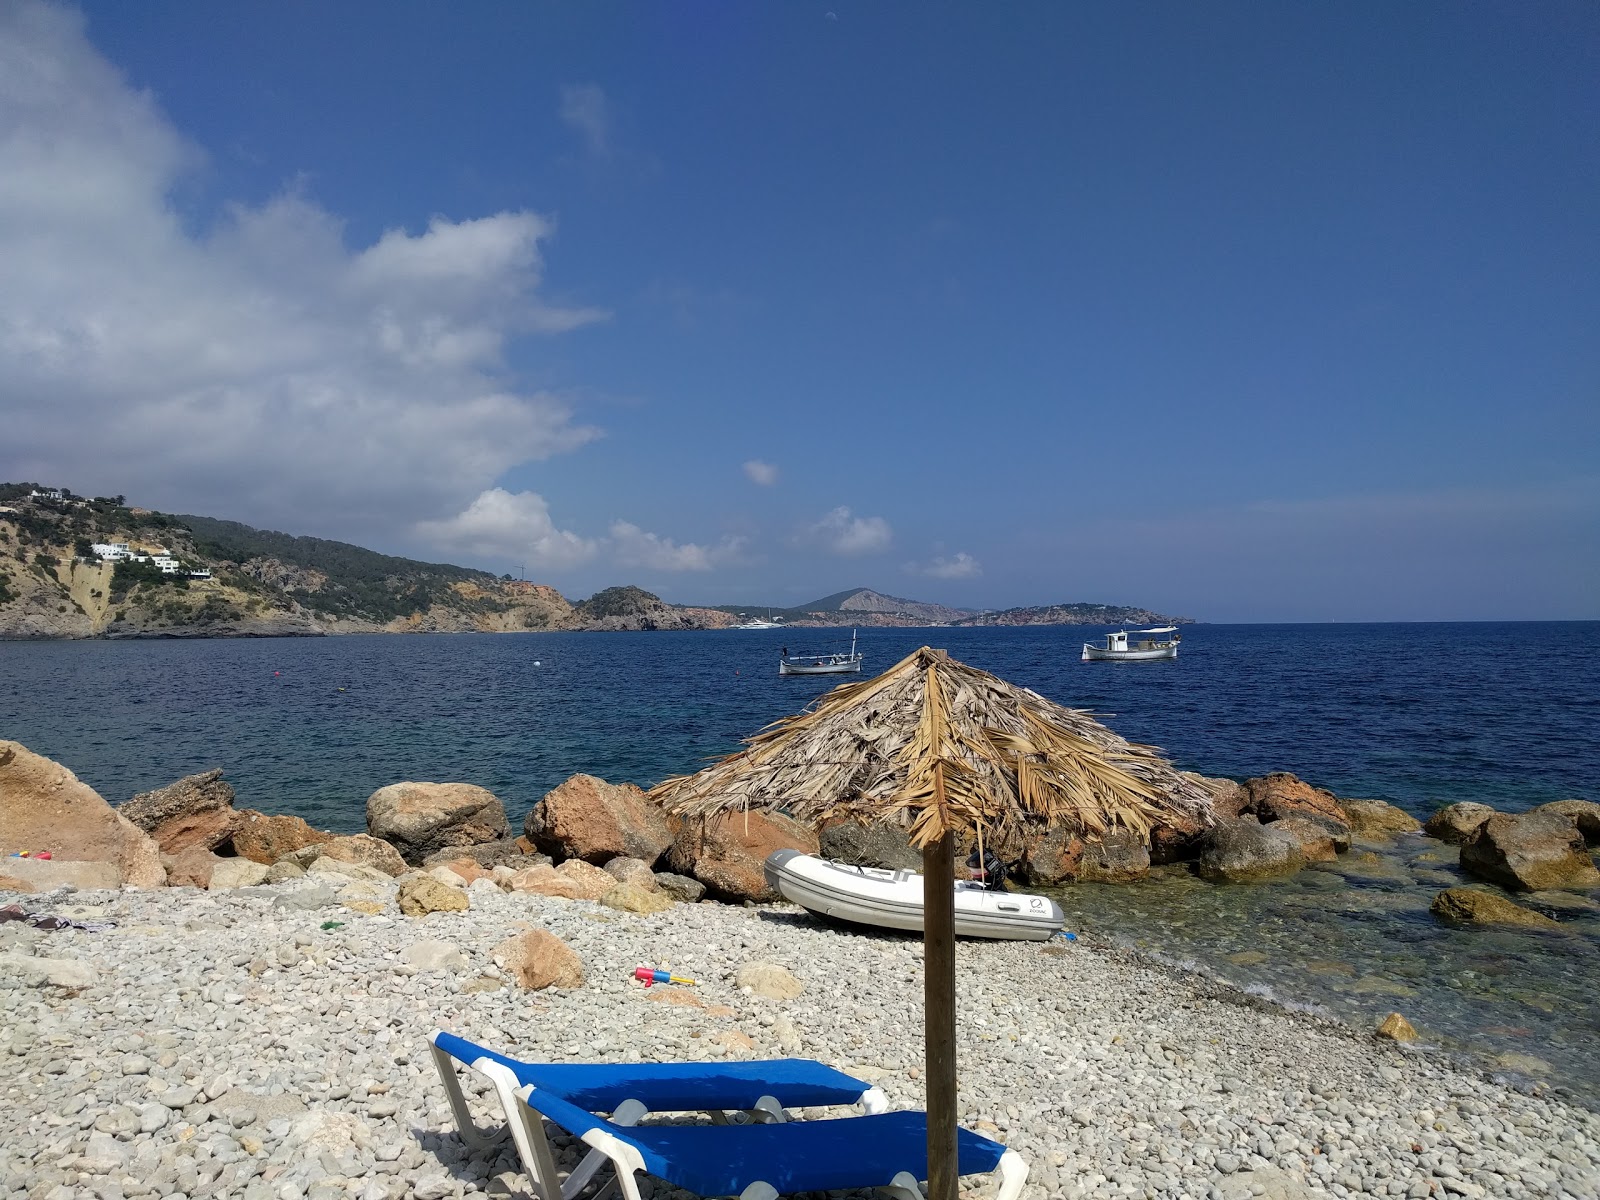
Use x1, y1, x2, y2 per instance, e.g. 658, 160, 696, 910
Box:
1234, 773, 1351, 837
524, 774, 675, 866
1424, 802, 1498, 845
667, 811, 819, 902
1075, 829, 1151, 883
0, 741, 164, 888
367, 782, 510, 866
817, 820, 920, 872
1272, 817, 1340, 864
1020, 826, 1085, 886
230, 811, 329, 865
1460, 812, 1600, 892
119, 769, 238, 854
1429, 887, 1563, 930
1533, 800, 1600, 847
1197, 817, 1306, 884
420, 839, 546, 871
1342, 799, 1423, 838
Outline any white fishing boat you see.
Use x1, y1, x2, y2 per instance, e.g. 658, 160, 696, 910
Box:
763, 850, 1065, 941
779, 630, 863, 676
1081, 626, 1180, 662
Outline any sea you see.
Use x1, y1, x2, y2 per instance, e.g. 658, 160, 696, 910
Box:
3, 622, 1598, 1104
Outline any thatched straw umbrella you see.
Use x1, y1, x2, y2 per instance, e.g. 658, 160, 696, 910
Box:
649, 646, 1213, 1200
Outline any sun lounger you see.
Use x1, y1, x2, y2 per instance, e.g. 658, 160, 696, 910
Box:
506, 1080, 1029, 1200
429, 1031, 890, 1198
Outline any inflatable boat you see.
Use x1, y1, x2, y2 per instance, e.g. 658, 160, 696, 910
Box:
763, 850, 1065, 941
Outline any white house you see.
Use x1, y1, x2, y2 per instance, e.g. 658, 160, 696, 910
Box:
153, 556, 182, 574
29, 488, 64, 501
91, 542, 131, 561
188, 568, 212, 580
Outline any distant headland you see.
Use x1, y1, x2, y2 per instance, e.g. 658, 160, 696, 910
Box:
0, 483, 1191, 639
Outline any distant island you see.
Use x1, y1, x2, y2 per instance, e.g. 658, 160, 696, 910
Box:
0, 483, 1191, 639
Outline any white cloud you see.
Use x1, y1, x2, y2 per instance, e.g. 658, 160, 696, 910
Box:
743, 459, 779, 486
0, 1, 607, 544
559, 84, 611, 158
608, 521, 747, 571
416, 488, 597, 569
907, 552, 981, 579
804, 506, 893, 556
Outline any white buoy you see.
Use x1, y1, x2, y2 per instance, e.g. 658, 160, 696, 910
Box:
534, 661, 541, 666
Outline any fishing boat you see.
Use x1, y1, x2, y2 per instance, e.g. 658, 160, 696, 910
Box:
779, 630, 863, 676
763, 850, 1065, 941
1081, 626, 1180, 662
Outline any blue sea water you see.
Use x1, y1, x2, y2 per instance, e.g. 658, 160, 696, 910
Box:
3, 622, 1598, 1104
2, 622, 1595, 826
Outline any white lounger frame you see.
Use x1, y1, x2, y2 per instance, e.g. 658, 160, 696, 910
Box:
428, 1035, 892, 1200
515, 1082, 1030, 1200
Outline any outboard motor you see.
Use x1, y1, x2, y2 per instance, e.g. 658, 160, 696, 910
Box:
965, 848, 1010, 892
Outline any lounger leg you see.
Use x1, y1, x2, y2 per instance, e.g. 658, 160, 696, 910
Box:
576, 1130, 648, 1200
561, 1100, 647, 1200
859, 1085, 889, 1115
994, 1149, 1029, 1200
485, 1063, 563, 1200
428, 1040, 504, 1150
882, 1171, 921, 1200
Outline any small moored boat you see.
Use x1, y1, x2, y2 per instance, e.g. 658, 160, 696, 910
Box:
1081, 626, 1180, 662
779, 630, 863, 676
763, 850, 1065, 941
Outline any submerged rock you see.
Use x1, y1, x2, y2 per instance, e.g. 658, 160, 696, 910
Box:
1376, 1012, 1419, 1042
1460, 812, 1600, 892
1429, 887, 1563, 929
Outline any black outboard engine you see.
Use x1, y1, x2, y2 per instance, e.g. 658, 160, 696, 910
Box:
965, 848, 1009, 892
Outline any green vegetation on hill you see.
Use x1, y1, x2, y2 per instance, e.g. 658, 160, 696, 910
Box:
176, 513, 497, 622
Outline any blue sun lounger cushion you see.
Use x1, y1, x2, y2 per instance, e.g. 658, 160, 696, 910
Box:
428, 1030, 891, 1199
509, 1081, 1029, 1200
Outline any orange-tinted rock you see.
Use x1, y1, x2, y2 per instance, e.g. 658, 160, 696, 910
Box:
366, 782, 510, 866
525, 774, 675, 866
505, 859, 617, 901
667, 811, 820, 902
1236, 773, 1350, 835
0, 741, 164, 888
230, 811, 330, 865
1020, 826, 1085, 886
491, 929, 584, 989
165, 845, 224, 888
434, 858, 494, 886
121, 770, 236, 854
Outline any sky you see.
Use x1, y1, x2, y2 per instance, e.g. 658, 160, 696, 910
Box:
1, 1, 1596, 622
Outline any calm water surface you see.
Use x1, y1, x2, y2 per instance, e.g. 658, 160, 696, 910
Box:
2, 622, 1597, 1102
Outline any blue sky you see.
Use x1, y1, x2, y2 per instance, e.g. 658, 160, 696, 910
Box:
2, 2, 1595, 620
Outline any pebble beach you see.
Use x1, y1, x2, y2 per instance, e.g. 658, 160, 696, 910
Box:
4, 875, 1598, 1200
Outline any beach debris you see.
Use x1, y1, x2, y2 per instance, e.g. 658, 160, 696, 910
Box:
633, 966, 697, 987
0, 903, 115, 932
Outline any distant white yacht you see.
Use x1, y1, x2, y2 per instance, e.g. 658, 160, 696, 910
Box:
730, 613, 784, 631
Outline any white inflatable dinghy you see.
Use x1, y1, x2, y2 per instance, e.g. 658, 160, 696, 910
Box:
763, 849, 1065, 941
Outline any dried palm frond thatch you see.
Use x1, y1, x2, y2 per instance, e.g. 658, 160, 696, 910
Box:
649, 645, 1213, 849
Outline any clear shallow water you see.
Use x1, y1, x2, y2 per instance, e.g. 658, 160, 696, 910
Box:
3, 622, 1598, 1101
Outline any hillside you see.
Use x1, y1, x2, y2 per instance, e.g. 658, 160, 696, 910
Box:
0, 485, 705, 638
953, 602, 1193, 627
0, 484, 1191, 638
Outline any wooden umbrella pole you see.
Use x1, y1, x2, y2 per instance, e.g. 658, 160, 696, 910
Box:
924, 769, 959, 1200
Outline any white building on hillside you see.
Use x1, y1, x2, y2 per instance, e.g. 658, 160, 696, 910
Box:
91, 543, 131, 561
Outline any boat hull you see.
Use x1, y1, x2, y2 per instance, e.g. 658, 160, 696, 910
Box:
763, 850, 1064, 941
1081, 644, 1178, 662
778, 657, 862, 675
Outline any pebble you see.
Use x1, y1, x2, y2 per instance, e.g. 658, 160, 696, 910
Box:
0, 881, 1597, 1200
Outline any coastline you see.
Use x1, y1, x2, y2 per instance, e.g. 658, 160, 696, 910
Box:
3, 879, 1598, 1200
